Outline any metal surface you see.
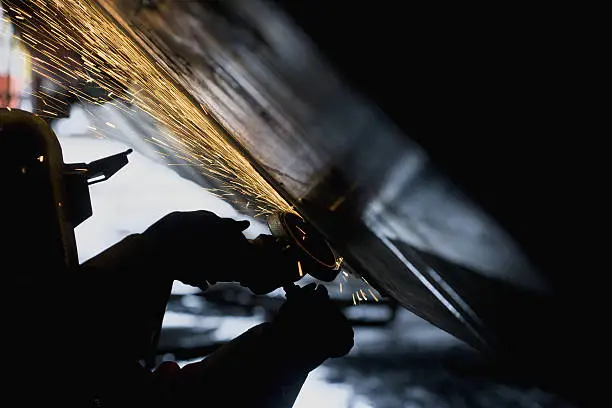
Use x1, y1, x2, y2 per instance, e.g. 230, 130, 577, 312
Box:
87, 0, 550, 353
80, 0, 547, 354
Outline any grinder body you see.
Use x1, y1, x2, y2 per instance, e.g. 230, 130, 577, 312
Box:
265, 211, 341, 290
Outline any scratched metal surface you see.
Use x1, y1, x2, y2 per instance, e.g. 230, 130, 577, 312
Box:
91, 0, 551, 353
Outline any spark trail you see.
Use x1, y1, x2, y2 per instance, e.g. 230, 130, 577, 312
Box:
2, 0, 293, 216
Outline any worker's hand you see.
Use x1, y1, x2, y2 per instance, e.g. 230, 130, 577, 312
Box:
239, 233, 301, 295
274, 283, 354, 365
140, 210, 298, 294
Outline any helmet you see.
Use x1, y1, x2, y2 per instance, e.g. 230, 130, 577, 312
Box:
0, 108, 131, 284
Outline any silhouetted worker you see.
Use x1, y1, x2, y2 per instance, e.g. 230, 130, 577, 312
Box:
82, 211, 354, 408
1, 107, 353, 407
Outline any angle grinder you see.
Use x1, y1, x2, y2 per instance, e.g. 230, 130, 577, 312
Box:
265, 211, 341, 296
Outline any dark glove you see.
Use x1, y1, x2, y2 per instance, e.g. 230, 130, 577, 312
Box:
140, 210, 299, 294
273, 283, 354, 366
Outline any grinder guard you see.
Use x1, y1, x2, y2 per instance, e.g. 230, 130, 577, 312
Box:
267, 211, 340, 283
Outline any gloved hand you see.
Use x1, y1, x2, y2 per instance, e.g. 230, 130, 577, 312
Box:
273, 283, 354, 366
140, 210, 299, 294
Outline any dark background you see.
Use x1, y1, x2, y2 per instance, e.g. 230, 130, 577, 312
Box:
270, 1, 591, 293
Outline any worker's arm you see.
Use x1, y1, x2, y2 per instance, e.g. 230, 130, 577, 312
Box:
79, 210, 299, 359
82, 209, 301, 293
83, 210, 298, 294
151, 283, 354, 408
78, 232, 175, 361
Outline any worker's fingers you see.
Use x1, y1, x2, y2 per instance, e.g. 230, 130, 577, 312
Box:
251, 234, 276, 246
275, 282, 354, 360
229, 219, 250, 231
330, 324, 355, 358
154, 211, 251, 236
296, 282, 329, 299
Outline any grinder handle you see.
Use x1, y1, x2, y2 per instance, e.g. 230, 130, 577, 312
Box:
283, 283, 300, 298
